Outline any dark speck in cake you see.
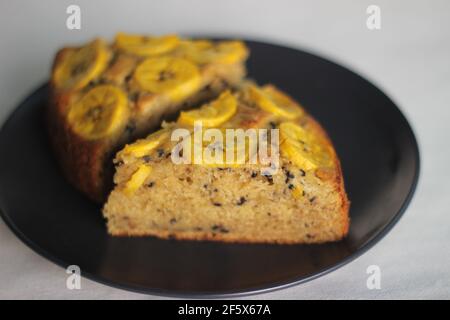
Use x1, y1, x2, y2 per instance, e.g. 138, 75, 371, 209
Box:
125, 121, 136, 135
129, 92, 139, 102
236, 196, 246, 205
264, 174, 274, 185
211, 225, 229, 233
284, 169, 295, 183
124, 74, 132, 83
116, 160, 124, 167
201, 84, 211, 92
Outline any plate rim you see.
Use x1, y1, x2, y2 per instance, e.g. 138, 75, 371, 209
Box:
0, 40, 421, 298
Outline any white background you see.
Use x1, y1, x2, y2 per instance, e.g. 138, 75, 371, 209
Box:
0, 0, 449, 299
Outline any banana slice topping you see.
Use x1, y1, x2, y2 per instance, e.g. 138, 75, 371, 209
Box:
53, 39, 109, 90
134, 56, 202, 102
279, 122, 333, 170
115, 32, 180, 56
189, 128, 257, 167
178, 90, 238, 127
248, 84, 304, 120
118, 128, 170, 162
175, 40, 248, 65
123, 165, 152, 195
67, 85, 129, 140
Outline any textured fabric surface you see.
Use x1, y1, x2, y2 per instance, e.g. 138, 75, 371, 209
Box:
0, 0, 449, 299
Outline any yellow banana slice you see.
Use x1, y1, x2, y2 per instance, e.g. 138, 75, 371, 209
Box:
53, 39, 109, 90
192, 128, 257, 167
134, 56, 201, 102
248, 84, 304, 120
67, 85, 129, 140
123, 165, 152, 195
176, 40, 248, 64
178, 90, 238, 127
115, 32, 180, 56
279, 122, 332, 170
119, 128, 170, 160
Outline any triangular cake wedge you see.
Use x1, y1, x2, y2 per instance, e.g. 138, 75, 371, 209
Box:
47, 33, 248, 202
103, 84, 349, 244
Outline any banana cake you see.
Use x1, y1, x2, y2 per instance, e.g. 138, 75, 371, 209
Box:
47, 33, 248, 202
103, 83, 350, 244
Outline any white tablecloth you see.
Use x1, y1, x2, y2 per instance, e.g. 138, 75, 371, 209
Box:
1, 0, 449, 299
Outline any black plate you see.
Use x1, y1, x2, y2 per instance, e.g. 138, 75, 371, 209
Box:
0, 40, 419, 297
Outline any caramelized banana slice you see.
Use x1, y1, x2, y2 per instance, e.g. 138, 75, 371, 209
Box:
67, 85, 129, 140
178, 91, 237, 127
176, 40, 248, 64
279, 122, 332, 170
248, 84, 304, 120
134, 56, 201, 102
119, 128, 171, 161
115, 32, 179, 56
123, 165, 152, 195
53, 39, 109, 90
190, 128, 257, 167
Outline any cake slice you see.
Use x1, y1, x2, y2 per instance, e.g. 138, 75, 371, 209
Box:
47, 33, 248, 202
103, 83, 349, 244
